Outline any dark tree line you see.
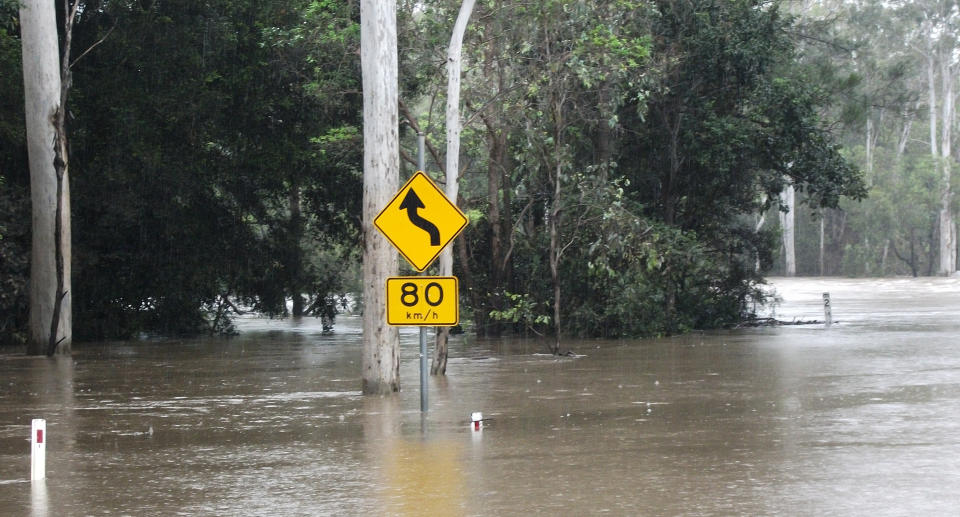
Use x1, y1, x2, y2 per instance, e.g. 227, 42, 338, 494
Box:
399, 0, 863, 340
2, 0, 363, 343
1, 0, 864, 347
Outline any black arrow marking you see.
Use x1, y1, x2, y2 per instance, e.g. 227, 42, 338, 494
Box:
399, 188, 441, 246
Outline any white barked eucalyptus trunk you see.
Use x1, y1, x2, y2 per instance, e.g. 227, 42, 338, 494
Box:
433, 0, 475, 375
21, 0, 71, 355
937, 54, 956, 275
360, 0, 400, 394
779, 183, 796, 277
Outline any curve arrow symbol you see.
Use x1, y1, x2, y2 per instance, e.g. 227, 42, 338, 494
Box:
399, 188, 441, 246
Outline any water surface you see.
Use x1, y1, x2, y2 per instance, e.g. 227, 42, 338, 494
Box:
3, 277, 960, 515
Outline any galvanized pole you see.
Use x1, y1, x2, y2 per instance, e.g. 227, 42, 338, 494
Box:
417, 132, 428, 412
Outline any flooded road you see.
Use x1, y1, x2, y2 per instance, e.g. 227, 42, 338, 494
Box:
3, 277, 960, 515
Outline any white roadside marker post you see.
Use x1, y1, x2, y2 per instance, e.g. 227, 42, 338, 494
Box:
31, 419, 46, 481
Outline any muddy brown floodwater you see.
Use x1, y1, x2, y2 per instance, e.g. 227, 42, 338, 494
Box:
3, 277, 960, 516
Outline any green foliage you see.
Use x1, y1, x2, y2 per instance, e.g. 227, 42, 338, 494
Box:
0, 0, 21, 158
777, 0, 955, 277
488, 292, 552, 334
836, 148, 941, 276
0, 0, 27, 346
399, 0, 859, 339
563, 183, 763, 336
63, 0, 362, 338
0, 177, 28, 346
0, 0, 868, 344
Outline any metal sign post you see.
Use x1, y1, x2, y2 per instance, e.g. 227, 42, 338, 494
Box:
418, 133, 428, 413
375, 132, 466, 413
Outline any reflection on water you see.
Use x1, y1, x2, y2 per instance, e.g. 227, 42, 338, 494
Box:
2, 277, 960, 515
363, 397, 465, 516
382, 439, 463, 516
29, 481, 47, 517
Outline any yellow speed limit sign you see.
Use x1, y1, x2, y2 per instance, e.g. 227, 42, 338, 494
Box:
386, 277, 458, 327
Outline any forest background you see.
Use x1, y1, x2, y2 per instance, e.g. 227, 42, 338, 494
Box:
1, 0, 956, 346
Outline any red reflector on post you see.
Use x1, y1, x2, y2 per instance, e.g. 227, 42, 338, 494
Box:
37, 429, 43, 444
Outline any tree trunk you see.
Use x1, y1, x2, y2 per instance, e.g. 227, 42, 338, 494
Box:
927, 52, 937, 161
481, 4, 503, 338
455, 223, 482, 337
779, 183, 796, 277
819, 216, 825, 276
486, 129, 505, 337
896, 103, 916, 162
754, 194, 767, 273
433, 0, 474, 376
937, 55, 955, 275
360, 0, 400, 394
289, 182, 305, 317
909, 229, 918, 277
549, 178, 561, 354
953, 221, 958, 275
549, 120, 563, 354
662, 111, 681, 226
595, 82, 614, 184
21, 0, 71, 355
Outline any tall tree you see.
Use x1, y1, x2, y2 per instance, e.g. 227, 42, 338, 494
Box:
620, 0, 863, 313
910, 0, 959, 275
361, 0, 400, 394
20, 0, 71, 355
779, 183, 797, 276
56, 0, 362, 338
432, 0, 474, 376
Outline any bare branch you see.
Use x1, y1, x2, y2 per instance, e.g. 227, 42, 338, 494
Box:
462, 85, 520, 127
399, 97, 446, 173
70, 21, 117, 69
400, 146, 418, 168
501, 197, 534, 271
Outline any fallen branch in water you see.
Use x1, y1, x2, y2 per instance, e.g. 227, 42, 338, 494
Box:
733, 317, 832, 328
219, 295, 246, 315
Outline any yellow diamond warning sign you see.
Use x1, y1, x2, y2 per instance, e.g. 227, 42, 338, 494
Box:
374, 171, 468, 272
386, 277, 459, 326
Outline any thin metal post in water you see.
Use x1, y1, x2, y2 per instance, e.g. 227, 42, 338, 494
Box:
823, 292, 832, 328
417, 132, 428, 412
419, 327, 428, 411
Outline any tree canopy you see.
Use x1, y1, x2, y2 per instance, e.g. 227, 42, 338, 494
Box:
0, 0, 870, 346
